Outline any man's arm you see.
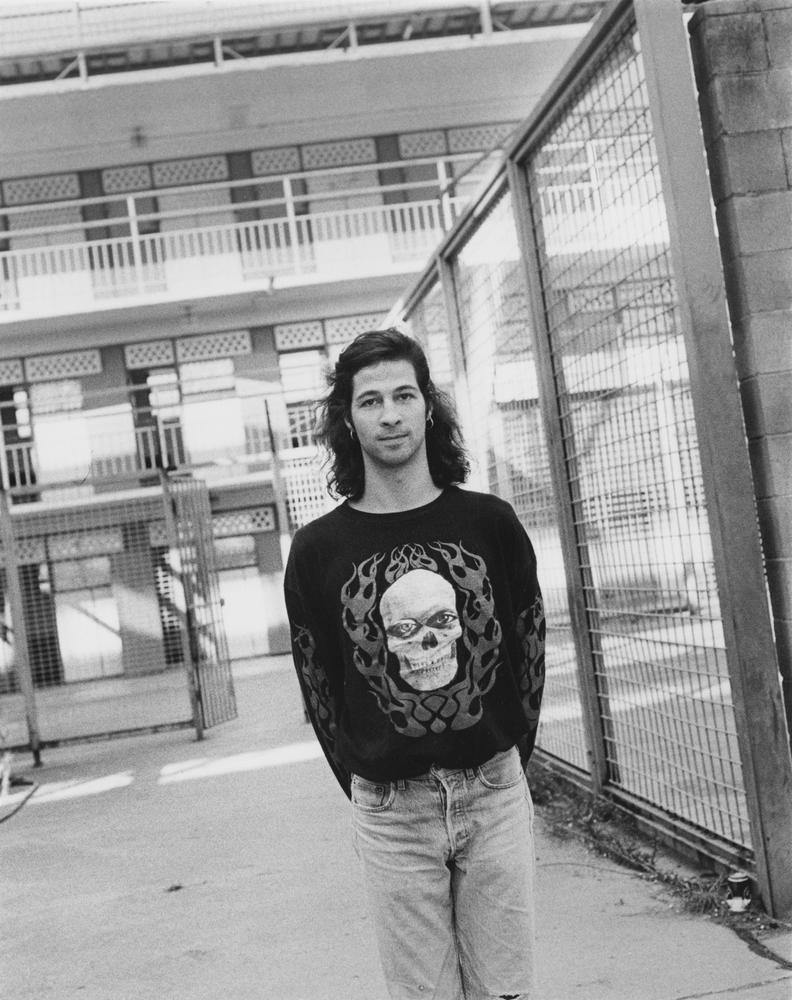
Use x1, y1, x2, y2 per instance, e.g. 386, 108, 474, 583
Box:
509, 519, 546, 767
285, 584, 352, 798
515, 589, 545, 766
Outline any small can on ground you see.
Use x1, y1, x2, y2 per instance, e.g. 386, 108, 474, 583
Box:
726, 870, 752, 912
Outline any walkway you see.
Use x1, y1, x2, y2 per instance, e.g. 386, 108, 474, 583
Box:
2, 656, 790, 999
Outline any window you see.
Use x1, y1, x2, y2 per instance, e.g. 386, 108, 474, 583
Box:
278, 349, 325, 398
286, 400, 318, 448
279, 349, 325, 448
12, 388, 31, 438
29, 380, 90, 484
180, 358, 235, 397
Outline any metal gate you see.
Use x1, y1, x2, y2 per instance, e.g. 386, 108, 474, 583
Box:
0, 479, 238, 756
161, 473, 236, 737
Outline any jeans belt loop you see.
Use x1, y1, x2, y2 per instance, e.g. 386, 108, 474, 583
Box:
396, 778, 407, 791
464, 766, 476, 779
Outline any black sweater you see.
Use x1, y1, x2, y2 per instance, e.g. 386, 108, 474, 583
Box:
284, 487, 545, 798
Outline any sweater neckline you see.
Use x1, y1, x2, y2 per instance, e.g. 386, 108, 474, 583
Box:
340, 488, 453, 523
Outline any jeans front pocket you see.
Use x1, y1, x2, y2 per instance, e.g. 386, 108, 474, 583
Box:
351, 774, 396, 813
475, 746, 524, 790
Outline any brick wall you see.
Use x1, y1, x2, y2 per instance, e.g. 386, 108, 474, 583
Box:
689, 0, 792, 735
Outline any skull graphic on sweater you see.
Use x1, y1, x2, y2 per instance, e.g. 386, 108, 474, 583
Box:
380, 569, 462, 691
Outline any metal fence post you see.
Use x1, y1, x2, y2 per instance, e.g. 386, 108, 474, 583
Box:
634, 0, 792, 917
264, 397, 295, 570
0, 434, 11, 493
436, 257, 477, 450
0, 491, 41, 765
160, 472, 204, 741
506, 159, 611, 794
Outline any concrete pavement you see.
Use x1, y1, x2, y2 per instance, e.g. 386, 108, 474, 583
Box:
2, 656, 791, 1000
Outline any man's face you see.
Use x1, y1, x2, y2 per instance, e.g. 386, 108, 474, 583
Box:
347, 358, 430, 472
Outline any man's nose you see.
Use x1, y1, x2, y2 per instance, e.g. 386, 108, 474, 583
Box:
380, 399, 401, 423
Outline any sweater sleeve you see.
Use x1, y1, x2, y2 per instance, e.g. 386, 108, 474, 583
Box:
508, 516, 546, 767
284, 551, 351, 799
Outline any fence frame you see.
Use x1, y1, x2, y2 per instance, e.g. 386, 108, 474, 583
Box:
160, 473, 206, 741
0, 490, 41, 764
633, 0, 792, 918
161, 471, 237, 739
502, 0, 756, 879
505, 159, 611, 794
393, 0, 792, 917
0, 480, 240, 756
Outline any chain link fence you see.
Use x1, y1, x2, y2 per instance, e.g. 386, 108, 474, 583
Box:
402, 2, 760, 865
0, 475, 236, 754
520, 12, 749, 845
451, 191, 592, 774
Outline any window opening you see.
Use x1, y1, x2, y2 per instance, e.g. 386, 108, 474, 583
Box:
129, 367, 185, 473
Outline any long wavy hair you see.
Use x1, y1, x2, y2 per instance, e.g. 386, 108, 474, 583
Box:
316, 328, 469, 501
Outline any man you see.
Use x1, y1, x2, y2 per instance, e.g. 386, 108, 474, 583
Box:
284, 328, 545, 1000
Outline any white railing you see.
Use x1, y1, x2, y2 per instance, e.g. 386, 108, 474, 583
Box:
0, 414, 278, 495
1, 423, 323, 520
0, 152, 495, 321
0, 198, 462, 321
4, 440, 35, 488
0, 386, 336, 526
92, 424, 188, 477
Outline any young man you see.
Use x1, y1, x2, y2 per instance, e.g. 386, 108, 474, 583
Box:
284, 329, 545, 1000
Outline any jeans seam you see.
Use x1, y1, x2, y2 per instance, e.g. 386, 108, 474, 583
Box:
351, 781, 396, 813
476, 772, 524, 790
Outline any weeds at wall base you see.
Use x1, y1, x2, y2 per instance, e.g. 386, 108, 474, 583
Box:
525, 757, 792, 965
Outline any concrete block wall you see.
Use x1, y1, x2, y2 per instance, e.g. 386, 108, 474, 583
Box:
689, 0, 792, 736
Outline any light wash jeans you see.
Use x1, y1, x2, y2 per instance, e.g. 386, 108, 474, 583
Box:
351, 746, 536, 1000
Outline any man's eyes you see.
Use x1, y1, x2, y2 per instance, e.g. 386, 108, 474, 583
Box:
358, 392, 417, 406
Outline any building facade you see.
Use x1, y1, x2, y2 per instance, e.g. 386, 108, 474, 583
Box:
0, 0, 600, 682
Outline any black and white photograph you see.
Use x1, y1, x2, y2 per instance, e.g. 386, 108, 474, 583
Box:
1, 1, 791, 997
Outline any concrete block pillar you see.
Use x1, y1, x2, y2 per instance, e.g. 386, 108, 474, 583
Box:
689, 0, 792, 741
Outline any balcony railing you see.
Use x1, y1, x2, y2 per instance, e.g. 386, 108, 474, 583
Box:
5, 439, 34, 490
1, 403, 334, 529
0, 154, 492, 322
1, 420, 273, 496
0, 201, 455, 320
0, 372, 337, 513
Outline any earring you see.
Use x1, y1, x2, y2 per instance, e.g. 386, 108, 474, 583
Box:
426, 415, 434, 428
349, 427, 357, 441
